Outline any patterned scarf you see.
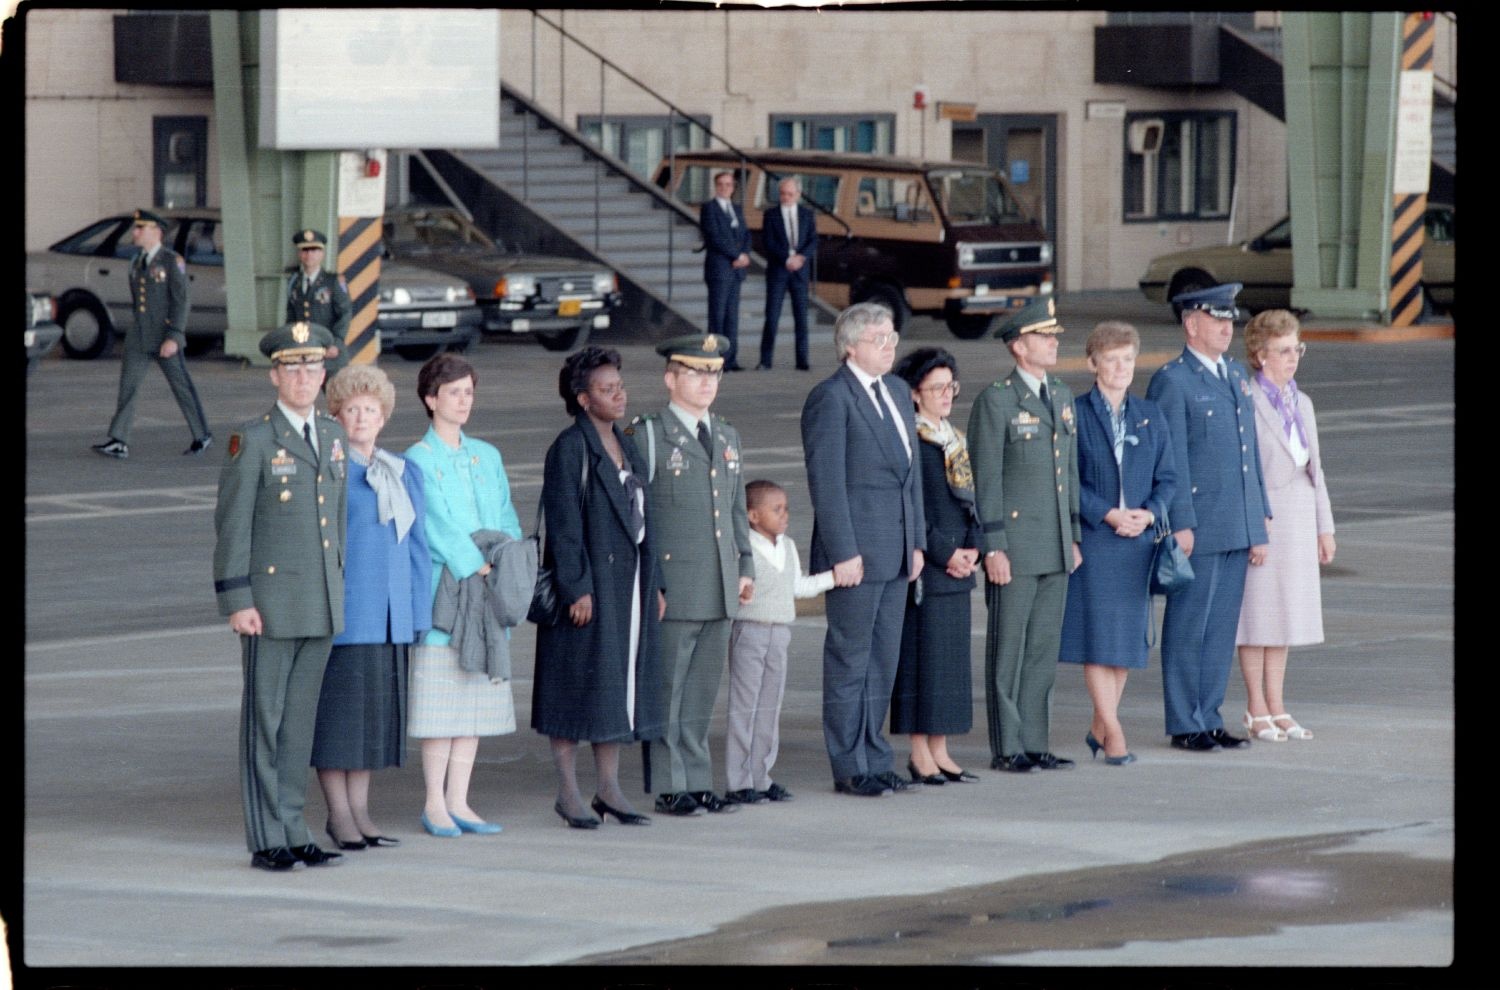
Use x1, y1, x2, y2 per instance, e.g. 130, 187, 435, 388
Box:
1255, 371, 1307, 448
915, 417, 975, 505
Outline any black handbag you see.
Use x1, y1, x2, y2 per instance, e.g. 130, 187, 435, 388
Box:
1148, 514, 1194, 596
527, 456, 589, 626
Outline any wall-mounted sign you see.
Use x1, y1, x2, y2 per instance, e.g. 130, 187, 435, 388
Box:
937, 102, 978, 122
1393, 70, 1433, 195
1086, 100, 1127, 120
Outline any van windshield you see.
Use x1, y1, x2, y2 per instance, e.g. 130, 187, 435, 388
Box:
928, 169, 1025, 225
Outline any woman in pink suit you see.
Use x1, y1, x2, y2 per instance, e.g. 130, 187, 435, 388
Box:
1236, 310, 1335, 742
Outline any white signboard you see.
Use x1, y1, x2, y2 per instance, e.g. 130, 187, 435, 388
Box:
260, 9, 500, 150
1392, 70, 1433, 195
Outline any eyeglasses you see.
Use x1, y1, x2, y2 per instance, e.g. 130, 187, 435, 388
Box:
919, 381, 961, 397
673, 365, 723, 382
1268, 343, 1307, 359
858, 331, 900, 348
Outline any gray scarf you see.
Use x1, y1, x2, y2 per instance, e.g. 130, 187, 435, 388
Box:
354, 447, 416, 542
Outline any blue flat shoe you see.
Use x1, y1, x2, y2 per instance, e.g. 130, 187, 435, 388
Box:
421, 811, 461, 838
449, 812, 503, 835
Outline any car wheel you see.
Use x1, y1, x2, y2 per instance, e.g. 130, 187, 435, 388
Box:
854, 283, 908, 331
58, 295, 113, 360
536, 325, 589, 352
394, 344, 442, 362
945, 314, 994, 340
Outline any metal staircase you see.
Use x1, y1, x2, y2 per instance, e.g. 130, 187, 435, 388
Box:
418, 86, 836, 350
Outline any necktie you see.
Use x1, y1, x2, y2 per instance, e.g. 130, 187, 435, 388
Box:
787, 208, 797, 247
1039, 380, 1051, 409
303, 422, 318, 465
723, 201, 737, 227
697, 419, 713, 458
873, 381, 908, 458
1216, 360, 1227, 381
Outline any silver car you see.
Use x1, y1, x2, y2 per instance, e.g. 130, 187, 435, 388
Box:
25, 208, 482, 360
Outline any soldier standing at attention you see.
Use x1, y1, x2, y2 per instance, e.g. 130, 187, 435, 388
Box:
91, 209, 212, 459
966, 298, 1082, 774
286, 228, 353, 380
214, 321, 349, 872
629, 335, 755, 817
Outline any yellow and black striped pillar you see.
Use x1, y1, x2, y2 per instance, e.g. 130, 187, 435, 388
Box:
1389, 12, 1434, 327
337, 215, 384, 364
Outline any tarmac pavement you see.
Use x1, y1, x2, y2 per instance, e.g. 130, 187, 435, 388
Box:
20, 290, 1455, 982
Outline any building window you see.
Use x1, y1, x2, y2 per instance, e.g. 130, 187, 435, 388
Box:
770, 114, 894, 154
578, 115, 711, 183
153, 116, 207, 209
1123, 111, 1235, 221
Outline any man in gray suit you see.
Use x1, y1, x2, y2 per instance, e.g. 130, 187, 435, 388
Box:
801, 302, 926, 797
214, 321, 348, 871
967, 297, 1082, 773
91, 208, 212, 459
632, 334, 755, 816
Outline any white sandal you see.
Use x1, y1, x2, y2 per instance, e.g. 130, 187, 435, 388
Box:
1243, 712, 1287, 742
1272, 714, 1313, 740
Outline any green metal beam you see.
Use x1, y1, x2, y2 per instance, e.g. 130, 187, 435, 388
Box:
1283, 12, 1401, 319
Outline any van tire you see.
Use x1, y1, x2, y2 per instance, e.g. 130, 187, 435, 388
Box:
945, 314, 994, 339
855, 284, 908, 331
537, 325, 589, 352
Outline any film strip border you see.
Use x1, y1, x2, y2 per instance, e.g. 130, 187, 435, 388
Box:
338, 215, 383, 364
1389, 12, 1434, 327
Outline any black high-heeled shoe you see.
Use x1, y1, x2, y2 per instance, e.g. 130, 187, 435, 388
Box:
906, 760, 946, 786
325, 823, 367, 851
937, 766, 979, 782
554, 801, 601, 830
360, 833, 400, 848
1085, 732, 1103, 759
591, 795, 652, 826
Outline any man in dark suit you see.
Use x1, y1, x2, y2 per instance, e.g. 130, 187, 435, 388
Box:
1145, 282, 1270, 752
214, 321, 348, 871
286, 228, 353, 380
801, 301, 926, 797
700, 171, 752, 371
966, 297, 1082, 773
758, 176, 817, 371
91, 209, 212, 459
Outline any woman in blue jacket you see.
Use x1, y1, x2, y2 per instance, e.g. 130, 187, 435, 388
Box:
312, 364, 432, 849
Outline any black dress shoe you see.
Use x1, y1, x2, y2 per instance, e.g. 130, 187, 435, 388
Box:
834, 775, 892, 797
1208, 728, 1250, 749
1170, 732, 1221, 751
754, 363, 772, 371
724, 788, 769, 805
764, 781, 794, 801
724, 363, 745, 372
654, 792, 707, 817
1026, 752, 1077, 770
875, 771, 912, 793
184, 435, 213, 455
796, 362, 811, 371
325, 823, 367, 851
906, 761, 946, 786
991, 753, 1038, 772
250, 847, 301, 872
938, 766, 980, 782
690, 790, 741, 813
591, 795, 651, 825
290, 844, 343, 867
91, 438, 128, 459
554, 801, 601, 829
360, 834, 400, 847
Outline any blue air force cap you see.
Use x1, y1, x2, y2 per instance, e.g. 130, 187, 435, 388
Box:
1172, 282, 1243, 321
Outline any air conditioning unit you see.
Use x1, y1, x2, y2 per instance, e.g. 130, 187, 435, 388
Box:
1129, 118, 1165, 155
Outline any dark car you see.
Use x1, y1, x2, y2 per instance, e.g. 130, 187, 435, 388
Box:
25, 208, 482, 360
26, 291, 62, 376
383, 205, 623, 351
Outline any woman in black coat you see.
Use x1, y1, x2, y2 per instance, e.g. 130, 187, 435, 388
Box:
532, 347, 664, 829
890, 348, 983, 785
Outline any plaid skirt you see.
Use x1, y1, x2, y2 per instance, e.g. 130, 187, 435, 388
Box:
408, 644, 516, 738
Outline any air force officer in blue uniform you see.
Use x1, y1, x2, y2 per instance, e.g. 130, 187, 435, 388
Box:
1145, 283, 1270, 751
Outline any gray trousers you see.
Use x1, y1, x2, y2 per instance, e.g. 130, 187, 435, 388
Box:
984, 571, 1068, 757
240, 633, 332, 852
650, 618, 732, 793
107, 342, 210, 444
725, 620, 792, 791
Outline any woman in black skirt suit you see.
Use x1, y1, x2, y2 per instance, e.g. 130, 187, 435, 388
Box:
891, 348, 982, 785
532, 348, 664, 828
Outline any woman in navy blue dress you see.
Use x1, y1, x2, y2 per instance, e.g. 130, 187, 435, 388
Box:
313, 364, 433, 848
1059, 322, 1176, 765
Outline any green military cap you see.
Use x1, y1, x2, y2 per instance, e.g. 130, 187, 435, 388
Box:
292, 228, 327, 251
994, 296, 1063, 343
656, 333, 727, 371
260, 320, 335, 364
133, 208, 167, 229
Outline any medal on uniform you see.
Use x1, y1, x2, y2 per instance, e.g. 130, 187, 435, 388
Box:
316, 288, 330, 304
330, 438, 344, 463
1239, 378, 1252, 397
152, 266, 167, 283
1060, 405, 1074, 425
271, 449, 297, 476
668, 446, 685, 471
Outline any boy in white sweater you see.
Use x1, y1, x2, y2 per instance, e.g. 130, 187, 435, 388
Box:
723, 480, 836, 804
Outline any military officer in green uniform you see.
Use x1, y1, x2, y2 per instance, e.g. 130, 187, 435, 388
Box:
286, 228, 353, 380
628, 335, 755, 816
214, 320, 349, 872
91, 209, 212, 459
966, 298, 1082, 773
